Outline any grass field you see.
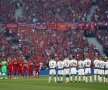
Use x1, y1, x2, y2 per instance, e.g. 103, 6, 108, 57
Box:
0, 76, 108, 90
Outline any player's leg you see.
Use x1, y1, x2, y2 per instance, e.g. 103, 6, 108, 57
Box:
13, 68, 16, 79
18, 70, 20, 79
70, 68, 73, 82
60, 75, 63, 83
1, 66, 7, 79
98, 69, 101, 82
37, 70, 40, 78
65, 69, 69, 83
103, 71, 105, 82
60, 70, 63, 83
57, 70, 60, 83
8, 69, 12, 79
94, 69, 97, 82
105, 70, 108, 82
78, 69, 81, 82
82, 69, 85, 82
0, 69, 1, 79
88, 68, 92, 82
99, 70, 102, 82
53, 69, 56, 83
23, 70, 27, 79
33, 70, 36, 78
48, 69, 52, 83
74, 68, 77, 82
31, 70, 33, 79
85, 68, 88, 82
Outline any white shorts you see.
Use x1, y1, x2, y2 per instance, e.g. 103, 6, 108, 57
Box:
58, 69, 63, 75
71, 68, 77, 75
105, 70, 108, 75
85, 68, 91, 75
49, 69, 56, 75
94, 69, 100, 75
64, 68, 70, 75
99, 69, 104, 75
78, 69, 84, 75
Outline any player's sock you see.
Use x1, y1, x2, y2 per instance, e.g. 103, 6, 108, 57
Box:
48, 76, 51, 83
75, 75, 77, 81
54, 76, 56, 83
103, 76, 105, 82
94, 75, 96, 81
67, 74, 69, 82
90, 75, 92, 82
66, 75, 69, 82
100, 75, 102, 82
66, 77, 67, 82
85, 76, 88, 82
79, 75, 81, 82
61, 75, 63, 82
83, 75, 85, 82
58, 75, 60, 82
70, 75, 72, 81
106, 75, 108, 82
98, 75, 100, 82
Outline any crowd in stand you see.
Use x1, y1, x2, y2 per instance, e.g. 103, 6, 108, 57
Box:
96, 29, 108, 56
0, 0, 107, 23
0, 0, 108, 69
91, 0, 108, 22
0, 0, 17, 23
21, 0, 91, 23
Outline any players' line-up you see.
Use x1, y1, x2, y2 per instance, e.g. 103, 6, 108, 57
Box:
48, 56, 108, 83
0, 58, 41, 79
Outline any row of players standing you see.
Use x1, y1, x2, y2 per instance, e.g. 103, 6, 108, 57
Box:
49, 56, 108, 83
0, 57, 41, 79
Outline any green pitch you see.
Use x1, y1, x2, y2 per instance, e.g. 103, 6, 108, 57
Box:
0, 76, 108, 90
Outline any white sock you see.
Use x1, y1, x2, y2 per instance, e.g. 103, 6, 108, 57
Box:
94, 75, 96, 81
85, 76, 88, 82
103, 76, 105, 82
67, 77, 69, 82
100, 76, 102, 82
83, 76, 85, 81
90, 76, 92, 82
49, 76, 51, 83
54, 76, 56, 83
98, 75, 100, 82
75, 75, 77, 81
70, 75, 72, 81
61, 76, 63, 82
79, 76, 81, 81
106, 75, 108, 82
58, 76, 60, 82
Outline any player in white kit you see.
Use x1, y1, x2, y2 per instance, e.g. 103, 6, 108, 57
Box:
105, 58, 108, 82
93, 57, 100, 82
99, 58, 105, 82
84, 57, 92, 82
48, 57, 57, 83
57, 58, 64, 83
70, 56, 77, 82
78, 59, 85, 82
63, 57, 70, 83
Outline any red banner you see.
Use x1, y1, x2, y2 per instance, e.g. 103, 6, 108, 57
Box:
6, 24, 17, 30
1, 22, 107, 31
56, 23, 70, 30
18, 24, 34, 30
46, 23, 56, 30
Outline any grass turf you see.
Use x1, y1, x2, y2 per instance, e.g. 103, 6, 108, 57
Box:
0, 76, 108, 90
